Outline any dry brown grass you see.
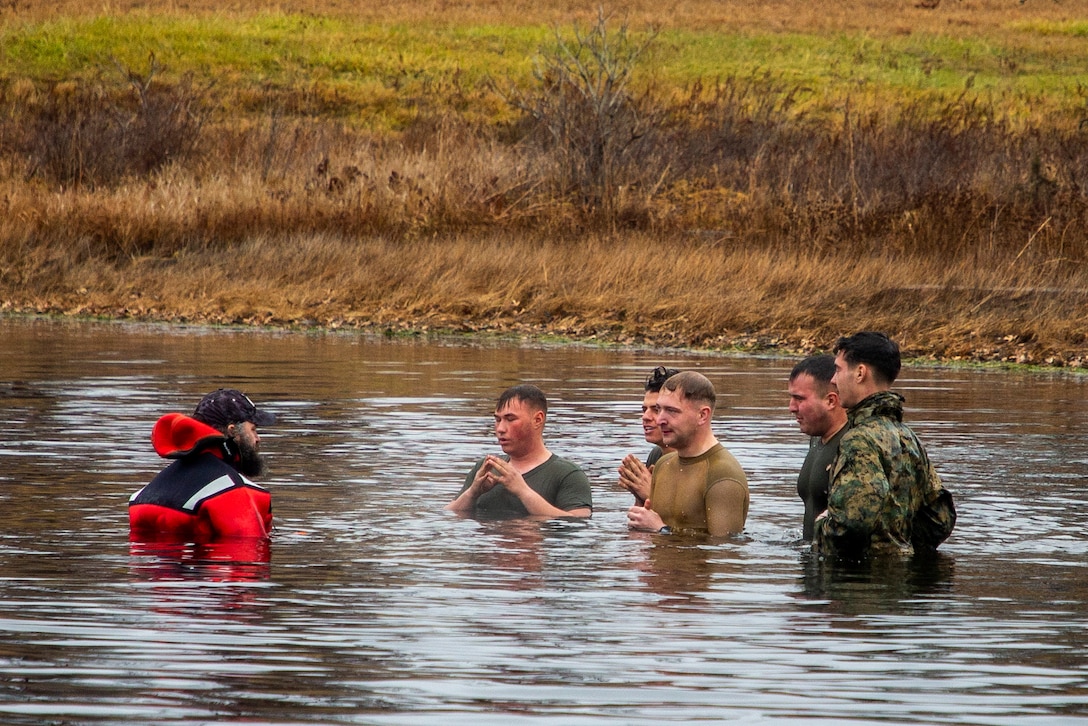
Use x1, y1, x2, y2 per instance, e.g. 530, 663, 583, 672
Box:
2, 97, 1087, 366
5, 218, 1085, 365
2, 1, 1087, 368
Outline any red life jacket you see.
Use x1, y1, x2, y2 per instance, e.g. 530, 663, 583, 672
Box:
129, 413, 272, 541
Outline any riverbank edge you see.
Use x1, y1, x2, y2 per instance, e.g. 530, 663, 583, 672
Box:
6, 310, 1084, 378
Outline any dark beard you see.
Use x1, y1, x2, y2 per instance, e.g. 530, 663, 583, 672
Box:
234, 437, 267, 478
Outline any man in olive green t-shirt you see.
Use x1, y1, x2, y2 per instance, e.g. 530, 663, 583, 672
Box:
446, 384, 592, 519
788, 354, 849, 541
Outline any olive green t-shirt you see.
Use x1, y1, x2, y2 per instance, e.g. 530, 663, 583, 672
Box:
797, 425, 849, 541
460, 453, 593, 515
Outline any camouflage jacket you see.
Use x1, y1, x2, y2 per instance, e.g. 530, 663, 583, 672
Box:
813, 390, 949, 558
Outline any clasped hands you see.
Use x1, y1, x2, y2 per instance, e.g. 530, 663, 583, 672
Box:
617, 453, 652, 505
619, 454, 665, 531
470, 454, 529, 496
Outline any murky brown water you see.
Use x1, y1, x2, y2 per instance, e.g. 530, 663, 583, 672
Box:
0, 316, 1086, 724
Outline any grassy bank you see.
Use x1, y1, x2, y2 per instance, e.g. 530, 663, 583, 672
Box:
1, 1, 1087, 368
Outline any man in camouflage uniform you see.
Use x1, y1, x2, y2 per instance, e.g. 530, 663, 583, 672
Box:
813, 332, 955, 558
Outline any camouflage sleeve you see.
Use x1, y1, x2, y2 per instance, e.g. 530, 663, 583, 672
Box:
922, 446, 944, 495
815, 431, 889, 553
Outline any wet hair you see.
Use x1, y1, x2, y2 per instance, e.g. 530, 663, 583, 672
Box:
833, 332, 902, 385
644, 365, 682, 393
789, 354, 836, 389
661, 370, 716, 411
496, 383, 548, 414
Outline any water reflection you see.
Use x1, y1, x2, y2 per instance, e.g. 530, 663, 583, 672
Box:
626, 534, 718, 602
1, 316, 1087, 724
129, 538, 272, 582
798, 550, 957, 614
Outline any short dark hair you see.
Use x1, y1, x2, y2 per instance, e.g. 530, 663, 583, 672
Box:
496, 384, 548, 414
661, 370, 716, 411
790, 354, 836, 386
833, 332, 901, 385
645, 365, 682, 393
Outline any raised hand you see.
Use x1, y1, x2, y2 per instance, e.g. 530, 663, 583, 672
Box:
617, 453, 652, 505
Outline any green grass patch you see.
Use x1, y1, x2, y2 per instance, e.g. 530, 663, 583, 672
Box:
1009, 20, 1088, 38
2, 10, 1087, 127
0, 13, 545, 84
651, 28, 1088, 115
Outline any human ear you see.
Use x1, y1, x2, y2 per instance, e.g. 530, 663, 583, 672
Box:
698, 405, 712, 425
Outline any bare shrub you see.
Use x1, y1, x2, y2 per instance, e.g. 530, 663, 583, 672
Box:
642, 81, 1088, 263
502, 8, 662, 222
20, 54, 207, 188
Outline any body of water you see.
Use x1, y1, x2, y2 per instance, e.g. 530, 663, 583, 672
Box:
0, 317, 1086, 724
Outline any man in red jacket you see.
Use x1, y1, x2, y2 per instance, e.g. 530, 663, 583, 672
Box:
129, 389, 276, 541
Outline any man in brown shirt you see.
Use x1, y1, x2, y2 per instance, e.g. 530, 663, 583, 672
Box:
626, 371, 749, 536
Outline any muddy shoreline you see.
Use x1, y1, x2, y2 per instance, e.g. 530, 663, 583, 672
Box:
5, 305, 1084, 375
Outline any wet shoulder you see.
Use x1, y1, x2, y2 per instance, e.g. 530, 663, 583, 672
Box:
544, 453, 587, 477
527, 453, 588, 483
706, 444, 748, 486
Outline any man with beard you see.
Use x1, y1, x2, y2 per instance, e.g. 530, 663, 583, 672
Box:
129, 388, 276, 541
